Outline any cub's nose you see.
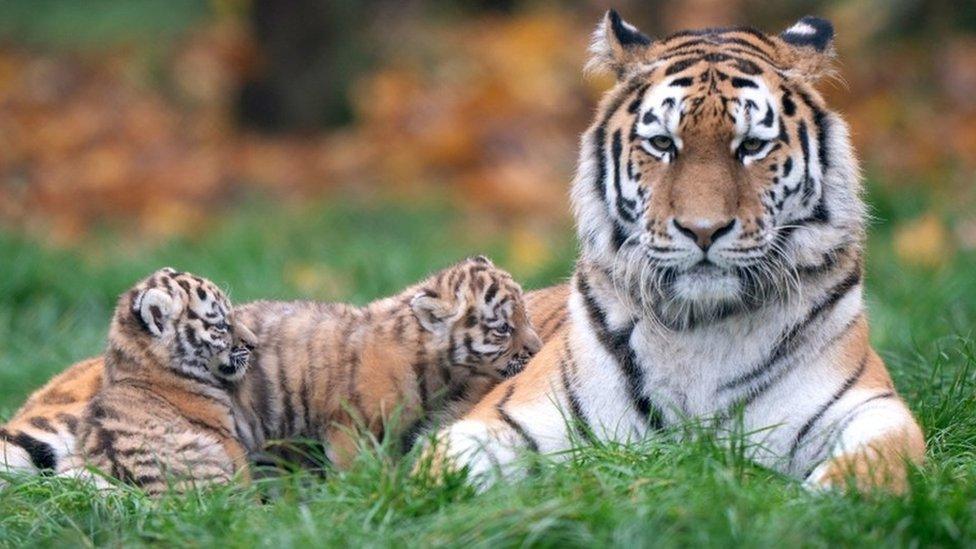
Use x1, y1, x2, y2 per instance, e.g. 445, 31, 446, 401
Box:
672, 218, 736, 251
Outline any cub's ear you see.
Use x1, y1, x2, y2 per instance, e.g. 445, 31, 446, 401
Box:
777, 16, 836, 82
233, 316, 259, 349
133, 287, 178, 337
587, 9, 653, 79
469, 255, 494, 267
411, 292, 459, 335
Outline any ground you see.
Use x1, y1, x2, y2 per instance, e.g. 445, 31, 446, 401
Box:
1, 189, 974, 548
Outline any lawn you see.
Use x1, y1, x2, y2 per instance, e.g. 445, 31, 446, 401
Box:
1, 190, 974, 548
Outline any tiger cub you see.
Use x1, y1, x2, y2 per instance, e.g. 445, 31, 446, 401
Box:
1, 257, 541, 480
57, 268, 258, 495
229, 256, 543, 469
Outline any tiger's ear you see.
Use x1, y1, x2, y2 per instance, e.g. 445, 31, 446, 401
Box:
777, 16, 836, 82
411, 292, 460, 335
133, 287, 178, 337
586, 9, 653, 79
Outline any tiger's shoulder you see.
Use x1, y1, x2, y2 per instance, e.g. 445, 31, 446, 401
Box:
525, 283, 571, 343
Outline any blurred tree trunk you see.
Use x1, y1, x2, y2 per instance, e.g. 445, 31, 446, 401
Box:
238, 0, 374, 131
236, 0, 533, 132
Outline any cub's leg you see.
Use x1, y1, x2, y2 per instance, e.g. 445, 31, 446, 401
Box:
61, 428, 242, 496
324, 422, 362, 470
64, 398, 243, 496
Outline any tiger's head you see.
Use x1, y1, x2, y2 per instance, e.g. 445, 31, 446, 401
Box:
111, 267, 258, 382
573, 11, 863, 329
411, 256, 543, 380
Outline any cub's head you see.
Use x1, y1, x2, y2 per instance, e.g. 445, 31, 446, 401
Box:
575, 11, 863, 329
411, 256, 543, 380
113, 267, 257, 382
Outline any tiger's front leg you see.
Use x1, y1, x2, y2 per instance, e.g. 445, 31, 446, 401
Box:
798, 349, 926, 493
422, 338, 579, 489
804, 400, 925, 493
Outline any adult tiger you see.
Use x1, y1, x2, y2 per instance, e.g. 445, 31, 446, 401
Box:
429, 12, 925, 492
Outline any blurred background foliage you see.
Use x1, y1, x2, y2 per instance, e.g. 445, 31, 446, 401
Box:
0, 0, 973, 266
2, 5, 976, 542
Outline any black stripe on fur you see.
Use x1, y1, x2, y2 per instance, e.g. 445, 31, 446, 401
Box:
496, 384, 539, 452
576, 271, 665, 430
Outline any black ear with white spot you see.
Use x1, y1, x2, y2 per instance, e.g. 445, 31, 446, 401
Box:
410, 292, 460, 335
133, 288, 178, 337
780, 16, 834, 52
777, 16, 837, 82
586, 9, 653, 78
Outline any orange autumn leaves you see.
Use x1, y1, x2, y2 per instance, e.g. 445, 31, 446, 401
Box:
0, 12, 592, 244
0, 6, 973, 270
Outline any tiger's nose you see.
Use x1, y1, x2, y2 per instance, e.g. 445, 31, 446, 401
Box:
672, 218, 736, 251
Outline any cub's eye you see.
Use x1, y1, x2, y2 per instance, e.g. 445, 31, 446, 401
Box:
646, 135, 674, 152
213, 321, 229, 333
492, 324, 512, 337
738, 137, 767, 156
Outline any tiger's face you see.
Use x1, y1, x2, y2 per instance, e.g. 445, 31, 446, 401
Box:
411, 257, 543, 380
121, 268, 257, 381
574, 11, 862, 329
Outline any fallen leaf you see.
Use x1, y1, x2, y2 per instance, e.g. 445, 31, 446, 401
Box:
893, 214, 952, 268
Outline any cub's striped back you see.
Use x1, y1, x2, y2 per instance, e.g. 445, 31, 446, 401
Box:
229, 256, 543, 469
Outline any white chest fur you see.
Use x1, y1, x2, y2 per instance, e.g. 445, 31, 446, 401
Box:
565, 269, 865, 472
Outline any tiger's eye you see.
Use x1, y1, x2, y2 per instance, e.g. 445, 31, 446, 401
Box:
648, 135, 674, 151
740, 137, 765, 154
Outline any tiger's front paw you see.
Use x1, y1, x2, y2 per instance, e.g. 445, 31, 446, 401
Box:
803, 451, 911, 494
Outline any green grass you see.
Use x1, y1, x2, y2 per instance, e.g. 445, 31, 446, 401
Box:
1, 191, 974, 548
0, 0, 208, 49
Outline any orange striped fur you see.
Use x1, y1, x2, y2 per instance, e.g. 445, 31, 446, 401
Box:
227, 256, 541, 469
3, 258, 544, 484
425, 12, 925, 494
57, 268, 257, 496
